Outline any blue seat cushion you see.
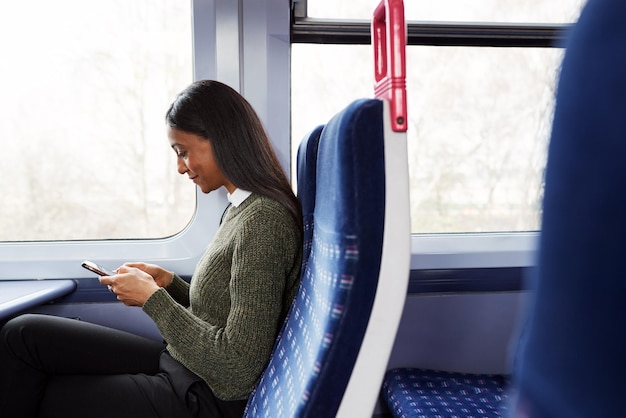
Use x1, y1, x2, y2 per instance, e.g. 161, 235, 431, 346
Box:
383, 368, 510, 418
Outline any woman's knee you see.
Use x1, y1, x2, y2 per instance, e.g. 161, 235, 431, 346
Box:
2, 314, 37, 340
3, 313, 48, 333
1, 314, 59, 353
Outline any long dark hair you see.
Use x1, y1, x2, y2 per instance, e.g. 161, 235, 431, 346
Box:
165, 80, 302, 233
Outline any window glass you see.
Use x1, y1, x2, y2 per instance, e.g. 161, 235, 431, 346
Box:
0, 0, 194, 241
291, 44, 562, 233
307, 0, 586, 24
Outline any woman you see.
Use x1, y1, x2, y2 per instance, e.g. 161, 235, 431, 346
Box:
0, 80, 303, 418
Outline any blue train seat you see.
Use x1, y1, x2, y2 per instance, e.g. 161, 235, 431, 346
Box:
244, 97, 411, 417
513, 0, 626, 416
383, 368, 510, 417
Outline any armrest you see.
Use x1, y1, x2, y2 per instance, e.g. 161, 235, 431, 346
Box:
0, 280, 76, 322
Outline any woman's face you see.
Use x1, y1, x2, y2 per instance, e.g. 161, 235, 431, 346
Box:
168, 128, 235, 194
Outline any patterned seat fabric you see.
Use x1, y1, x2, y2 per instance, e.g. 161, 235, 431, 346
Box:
244, 99, 386, 417
383, 368, 510, 418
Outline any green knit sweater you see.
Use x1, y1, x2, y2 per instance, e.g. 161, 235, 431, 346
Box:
143, 193, 302, 401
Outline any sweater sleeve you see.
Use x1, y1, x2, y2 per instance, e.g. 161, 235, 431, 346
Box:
142, 201, 300, 400
165, 273, 190, 307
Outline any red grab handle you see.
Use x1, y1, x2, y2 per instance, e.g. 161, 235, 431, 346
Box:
372, 0, 407, 132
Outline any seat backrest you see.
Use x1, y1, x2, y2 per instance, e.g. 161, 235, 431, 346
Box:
513, 0, 626, 416
244, 96, 410, 417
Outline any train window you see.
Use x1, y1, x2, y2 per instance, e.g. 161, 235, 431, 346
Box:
292, 45, 560, 233
291, 0, 586, 234
0, 0, 193, 242
306, 0, 585, 24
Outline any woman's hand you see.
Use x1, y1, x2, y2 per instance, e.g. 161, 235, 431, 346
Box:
122, 262, 174, 289
99, 265, 161, 307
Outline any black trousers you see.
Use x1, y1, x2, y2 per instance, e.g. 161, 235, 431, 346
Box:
0, 314, 247, 418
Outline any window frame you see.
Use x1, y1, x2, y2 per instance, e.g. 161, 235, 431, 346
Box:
292, 18, 571, 47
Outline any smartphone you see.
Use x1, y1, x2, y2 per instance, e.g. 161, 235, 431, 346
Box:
81, 260, 115, 276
